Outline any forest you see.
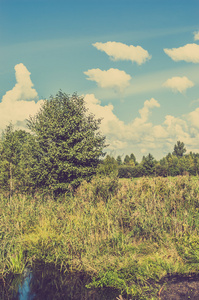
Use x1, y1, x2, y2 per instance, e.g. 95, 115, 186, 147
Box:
0, 117, 198, 196
101, 140, 199, 179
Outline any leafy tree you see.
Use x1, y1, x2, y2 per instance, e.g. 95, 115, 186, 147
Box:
130, 153, 138, 165
141, 153, 156, 176
172, 141, 186, 157
118, 165, 134, 178
98, 155, 118, 175
124, 154, 130, 164
155, 163, 168, 177
166, 154, 180, 176
27, 91, 107, 194
0, 124, 32, 194
116, 155, 122, 165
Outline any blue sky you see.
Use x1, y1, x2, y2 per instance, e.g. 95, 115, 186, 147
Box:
0, 0, 199, 160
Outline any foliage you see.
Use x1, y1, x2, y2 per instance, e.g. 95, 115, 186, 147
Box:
97, 155, 118, 176
116, 155, 122, 166
141, 153, 156, 176
27, 91, 106, 193
1, 176, 199, 298
0, 124, 34, 193
172, 141, 186, 157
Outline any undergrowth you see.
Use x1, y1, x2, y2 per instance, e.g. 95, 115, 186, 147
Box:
1, 175, 199, 299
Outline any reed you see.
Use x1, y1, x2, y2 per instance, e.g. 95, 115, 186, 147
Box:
1, 175, 199, 299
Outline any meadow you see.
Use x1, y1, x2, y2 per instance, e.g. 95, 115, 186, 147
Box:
1, 175, 199, 299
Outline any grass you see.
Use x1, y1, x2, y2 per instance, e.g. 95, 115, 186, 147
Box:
1, 175, 199, 299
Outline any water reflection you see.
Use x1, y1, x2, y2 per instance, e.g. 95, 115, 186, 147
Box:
1, 264, 120, 300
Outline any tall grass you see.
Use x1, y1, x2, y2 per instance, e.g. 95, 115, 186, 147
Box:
1, 175, 199, 299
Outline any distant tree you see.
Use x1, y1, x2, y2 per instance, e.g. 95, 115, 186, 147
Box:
155, 164, 168, 177
141, 153, 156, 176
130, 153, 138, 165
166, 154, 180, 176
0, 124, 32, 194
118, 165, 134, 178
98, 155, 118, 175
116, 155, 122, 165
27, 91, 107, 194
172, 141, 186, 157
124, 154, 130, 164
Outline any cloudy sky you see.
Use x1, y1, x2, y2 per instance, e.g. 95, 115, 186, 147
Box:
0, 0, 199, 160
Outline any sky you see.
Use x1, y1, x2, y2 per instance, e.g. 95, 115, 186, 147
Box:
0, 0, 199, 161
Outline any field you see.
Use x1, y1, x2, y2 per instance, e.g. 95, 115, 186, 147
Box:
1, 175, 199, 299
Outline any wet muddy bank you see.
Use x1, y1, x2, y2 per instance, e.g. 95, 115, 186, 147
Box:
158, 273, 199, 300
1, 263, 121, 300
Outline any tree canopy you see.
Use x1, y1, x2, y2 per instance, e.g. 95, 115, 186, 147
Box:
172, 141, 186, 157
27, 91, 107, 193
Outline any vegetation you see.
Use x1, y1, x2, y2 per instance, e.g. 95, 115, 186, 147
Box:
0, 92, 106, 195
101, 143, 199, 179
1, 175, 199, 299
1, 91, 199, 298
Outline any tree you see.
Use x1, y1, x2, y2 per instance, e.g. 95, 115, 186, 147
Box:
27, 91, 107, 194
116, 155, 122, 165
141, 153, 156, 176
129, 153, 138, 166
124, 155, 130, 164
172, 141, 186, 157
98, 155, 118, 175
0, 124, 32, 194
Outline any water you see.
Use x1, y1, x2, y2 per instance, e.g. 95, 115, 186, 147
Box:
1, 264, 121, 300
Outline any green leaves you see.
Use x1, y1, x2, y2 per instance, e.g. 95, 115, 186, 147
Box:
27, 91, 106, 194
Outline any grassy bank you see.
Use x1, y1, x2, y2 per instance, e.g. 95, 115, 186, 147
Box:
1, 175, 199, 299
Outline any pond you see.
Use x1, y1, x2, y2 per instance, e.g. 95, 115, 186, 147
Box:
1, 264, 121, 300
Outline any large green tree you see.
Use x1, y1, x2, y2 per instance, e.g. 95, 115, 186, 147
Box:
27, 91, 107, 194
172, 141, 186, 157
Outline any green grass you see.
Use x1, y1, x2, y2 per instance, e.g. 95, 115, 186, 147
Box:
1, 175, 199, 299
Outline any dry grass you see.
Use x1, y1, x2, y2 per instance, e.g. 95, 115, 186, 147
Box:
1, 175, 199, 299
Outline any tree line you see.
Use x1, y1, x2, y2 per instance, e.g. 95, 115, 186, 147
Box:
0, 91, 198, 196
100, 141, 199, 178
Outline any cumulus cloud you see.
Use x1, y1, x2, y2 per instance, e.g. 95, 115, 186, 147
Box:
194, 31, 199, 41
0, 63, 44, 131
84, 93, 199, 160
2, 64, 199, 160
133, 98, 160, 125
84, 68, 131, 92
84, 94, 126, 138
189, 108, 199, 128
84, 94, 163, 155
164, 43, 199, 63
163, 76, 194, 93
139, 98, 160, 121
93, 41, 151, 65
2, 63, 38, 104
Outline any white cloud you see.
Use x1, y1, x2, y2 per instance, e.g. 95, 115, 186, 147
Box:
152, 125, 168, 139
194, 31, 199, 41
84, 93, 199, 160
164, 43, 199, 63
2, 64, 199, 161
84, 94, 163, 156
189, 108, 199, 128
163, 76, 194, 93
84, 68, 131, 92
133, 98, 160, 125
93, 41, 151, 65
2, 63, 38, 104
84, 94, 126, 138
0, 63, 44, 131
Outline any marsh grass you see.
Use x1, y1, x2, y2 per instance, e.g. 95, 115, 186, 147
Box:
1, 175, 199, 299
